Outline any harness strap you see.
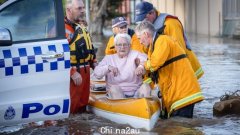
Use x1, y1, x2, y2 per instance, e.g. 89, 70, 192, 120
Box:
160, 54, 187, 69
150, 54, 186, 84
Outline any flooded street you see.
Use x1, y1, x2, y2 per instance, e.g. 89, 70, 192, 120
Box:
1, 35, 240, 135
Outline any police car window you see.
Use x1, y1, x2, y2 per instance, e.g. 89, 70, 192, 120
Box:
0, 0, 57, 42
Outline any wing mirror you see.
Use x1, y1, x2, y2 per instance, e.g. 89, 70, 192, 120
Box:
0, 27, 12, 46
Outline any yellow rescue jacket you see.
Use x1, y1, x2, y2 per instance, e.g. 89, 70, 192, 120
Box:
65, 20, 96, 66
154, 11, 204, 79
144, 34, 204, 117
105, 29, 145, 55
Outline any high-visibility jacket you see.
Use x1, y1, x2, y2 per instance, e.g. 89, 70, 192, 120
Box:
65, 18, 96, 66
153, 12, 204, 79
144, 34, 204, 117
65, 18, 96, 113
105, 29, 145, 55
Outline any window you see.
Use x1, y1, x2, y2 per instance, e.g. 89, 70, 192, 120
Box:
0, 0, 56, 42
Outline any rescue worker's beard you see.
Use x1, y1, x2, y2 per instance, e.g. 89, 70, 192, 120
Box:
143, 42, 149, 48
142, 35, 150, 48
122, 30, 128, 33
119, 28, 128, 34
144, 18, 152, 23
112, 28, 118, 35
74, 15, 86, 23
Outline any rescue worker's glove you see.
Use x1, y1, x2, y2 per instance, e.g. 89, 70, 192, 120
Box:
108, 65, 119, 77
71, 70, 82, 86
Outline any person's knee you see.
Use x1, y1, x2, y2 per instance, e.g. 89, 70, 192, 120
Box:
108, 85, 125, 99
142, 83, 151, 90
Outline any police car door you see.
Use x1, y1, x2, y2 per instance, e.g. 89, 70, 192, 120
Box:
0, 0, 70, 126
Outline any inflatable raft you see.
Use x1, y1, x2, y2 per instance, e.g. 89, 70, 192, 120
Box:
88, 90, 160, 131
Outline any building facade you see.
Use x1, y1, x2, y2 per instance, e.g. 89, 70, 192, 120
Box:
120, 0, 240, 37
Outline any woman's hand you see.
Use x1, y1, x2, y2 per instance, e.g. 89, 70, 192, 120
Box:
108, 65, 119, 77
71, 71, 82, 86
135, 64, 145, 76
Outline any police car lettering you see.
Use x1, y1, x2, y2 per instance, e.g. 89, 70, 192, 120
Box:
22, 99, 69, 118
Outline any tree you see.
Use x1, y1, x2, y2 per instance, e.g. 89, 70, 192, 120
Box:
61, 0, 123, 35
0, 0, 7, 5
89, 0, 107, 35
89, 0, 124, 35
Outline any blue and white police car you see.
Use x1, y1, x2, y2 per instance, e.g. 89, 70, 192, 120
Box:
0, 0, 71, 126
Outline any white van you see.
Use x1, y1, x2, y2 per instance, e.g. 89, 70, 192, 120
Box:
0, 0, 70, 126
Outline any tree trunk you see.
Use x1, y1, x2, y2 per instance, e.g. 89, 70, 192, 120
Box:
89, 0, 107, 35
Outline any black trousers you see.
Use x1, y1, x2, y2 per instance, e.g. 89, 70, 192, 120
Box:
171, 104, 195, 118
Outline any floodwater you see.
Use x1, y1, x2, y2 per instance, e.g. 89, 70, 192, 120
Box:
1, 34, 240, 135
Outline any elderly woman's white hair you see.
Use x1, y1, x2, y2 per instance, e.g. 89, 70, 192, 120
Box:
114, 33, 131, 45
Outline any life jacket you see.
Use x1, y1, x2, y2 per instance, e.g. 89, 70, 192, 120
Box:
150, 26, 187, 84
154, 13, 204, 79
65, 18, 95, 70
148, 32, 203, 119
153, 13, 192, 50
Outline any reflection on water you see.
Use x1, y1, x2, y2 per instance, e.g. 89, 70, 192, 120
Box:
1, 35, 240, 135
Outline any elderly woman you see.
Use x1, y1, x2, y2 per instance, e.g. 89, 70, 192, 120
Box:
105, 17, 144, 55
94, 33, 151, 99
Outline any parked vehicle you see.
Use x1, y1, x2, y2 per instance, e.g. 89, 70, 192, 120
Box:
0, 0, 70, 126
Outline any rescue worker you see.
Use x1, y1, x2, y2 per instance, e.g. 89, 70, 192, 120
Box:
135, 21, 204, 118
65, 0, 97, 113
105, 17, 145, 55
135, 1, 204, 79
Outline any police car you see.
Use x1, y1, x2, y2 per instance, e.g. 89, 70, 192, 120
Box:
0, 0, 71, 126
